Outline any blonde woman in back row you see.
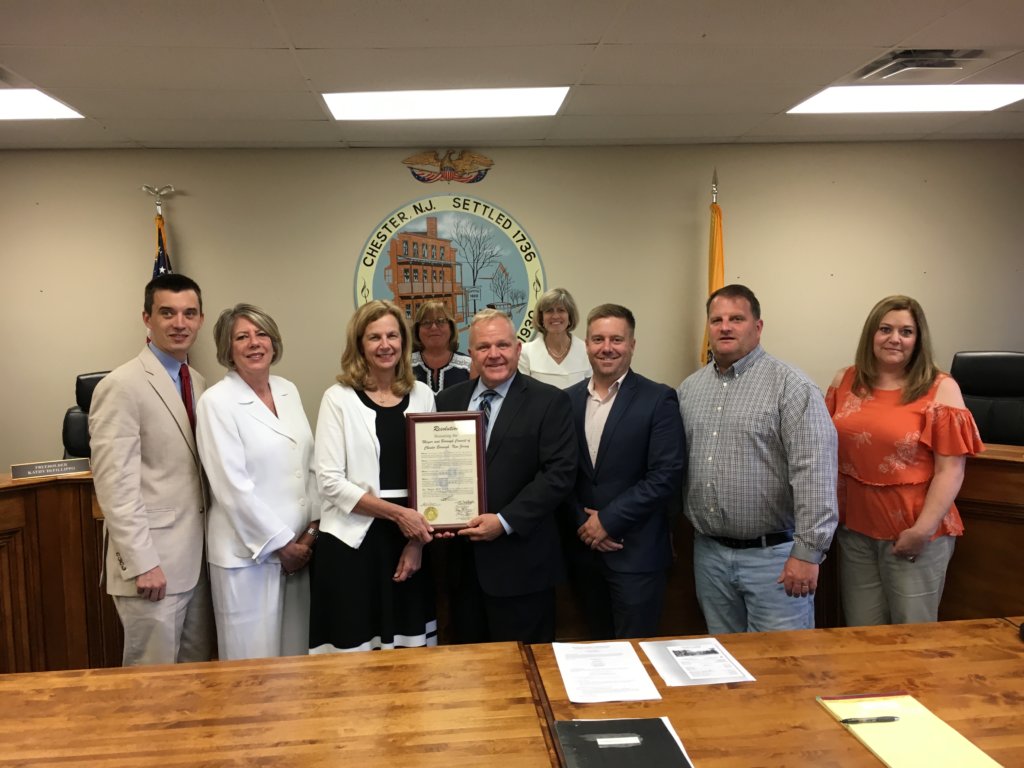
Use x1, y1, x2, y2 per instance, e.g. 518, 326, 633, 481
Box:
518, 287, 591, 389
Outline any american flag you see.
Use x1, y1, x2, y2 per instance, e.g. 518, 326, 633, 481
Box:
152, 215, 173, 277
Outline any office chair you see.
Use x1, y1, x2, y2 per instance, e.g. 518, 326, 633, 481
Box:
61, 371, 109, 458
949, 351, 1024, 446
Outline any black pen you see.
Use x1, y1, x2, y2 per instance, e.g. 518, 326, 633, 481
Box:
841, 716, 899, 724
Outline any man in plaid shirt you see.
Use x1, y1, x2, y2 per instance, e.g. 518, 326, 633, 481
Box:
678, 284, 837, 634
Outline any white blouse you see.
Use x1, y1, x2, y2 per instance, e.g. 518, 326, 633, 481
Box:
518, 335, 591, 389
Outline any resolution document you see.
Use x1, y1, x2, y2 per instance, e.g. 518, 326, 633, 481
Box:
407, 412, 486, 530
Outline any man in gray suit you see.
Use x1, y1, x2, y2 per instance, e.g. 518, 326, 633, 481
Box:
90, 273, 214, 665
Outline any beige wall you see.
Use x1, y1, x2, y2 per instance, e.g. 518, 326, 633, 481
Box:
2, 141, 1022, 471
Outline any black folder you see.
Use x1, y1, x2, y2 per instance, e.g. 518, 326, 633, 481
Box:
554, 718, 693, 768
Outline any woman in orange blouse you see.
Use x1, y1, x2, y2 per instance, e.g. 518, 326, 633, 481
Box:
827, 295, 983, 626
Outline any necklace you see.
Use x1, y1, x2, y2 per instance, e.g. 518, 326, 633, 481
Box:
547, 336, 571, 362
367, 386, 399, 406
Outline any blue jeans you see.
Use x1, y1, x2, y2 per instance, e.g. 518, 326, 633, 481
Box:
693, 534, 815, 634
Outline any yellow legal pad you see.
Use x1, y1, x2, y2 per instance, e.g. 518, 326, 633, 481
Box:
817, 693, 1002, 768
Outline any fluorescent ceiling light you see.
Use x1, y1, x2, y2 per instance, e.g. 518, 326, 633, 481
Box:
789, 84, 1024, 114
323, 86, 569, 120
0, 89, 83, 120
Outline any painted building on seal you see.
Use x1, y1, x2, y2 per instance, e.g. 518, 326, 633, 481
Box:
384, 216, 466, 325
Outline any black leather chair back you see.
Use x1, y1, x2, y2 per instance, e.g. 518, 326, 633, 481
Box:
949, 351, 1024, 446
62, 371, 109, 458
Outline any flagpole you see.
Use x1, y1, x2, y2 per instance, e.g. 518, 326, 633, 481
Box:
701, 171, 725, 365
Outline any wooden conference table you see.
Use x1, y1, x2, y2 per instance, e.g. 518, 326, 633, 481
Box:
2, 619, 1022, 767
0, 642, 552, 768
532, 617, 1024, 767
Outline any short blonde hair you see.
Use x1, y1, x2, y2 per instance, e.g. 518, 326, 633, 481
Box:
337, 300, 415, 395
469, 308, 516, 338
533, 287, 580, 336
413, 300, 458, 353
213, 303, 283, 369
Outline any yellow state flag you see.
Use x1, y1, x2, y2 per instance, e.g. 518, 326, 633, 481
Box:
700, 200, 725, 365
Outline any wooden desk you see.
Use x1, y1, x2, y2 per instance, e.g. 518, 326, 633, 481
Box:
0, 473, 121, 673
942, 444, 1024, 620
530, 619, 1024, 767
0, 642, 555, 767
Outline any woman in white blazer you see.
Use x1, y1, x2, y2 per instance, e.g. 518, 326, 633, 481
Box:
311, 300, 437, 653
196, 304, 320, 660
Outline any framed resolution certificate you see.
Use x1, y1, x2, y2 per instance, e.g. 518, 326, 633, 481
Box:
406, 411, 487, 530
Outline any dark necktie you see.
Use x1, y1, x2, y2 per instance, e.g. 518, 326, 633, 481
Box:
179, 363, 196, 435
478, 389, 498, 432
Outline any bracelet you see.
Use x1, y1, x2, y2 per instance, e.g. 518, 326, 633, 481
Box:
305, 526, 319, 539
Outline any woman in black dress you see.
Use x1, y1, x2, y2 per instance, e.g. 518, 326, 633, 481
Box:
310, 300, 438, 652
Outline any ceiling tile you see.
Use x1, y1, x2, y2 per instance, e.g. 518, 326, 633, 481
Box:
273, 0, 627, 48
745, 112, 970, 141
960, 51, 1024, 85
898, 0, 1024, 48
0, 118, 139, 148
335, 117, 556, 145
930, 110, 1024, 136
0, 0, 1021, 148
564, 83, 814, 115
608, 0, 967, 47
582, 43, 885, 86
549, 112, 766, 140
95, 118, 342, 148
0, 0, 286, 48
297, 45, 593, 92
0, 46, 308, 90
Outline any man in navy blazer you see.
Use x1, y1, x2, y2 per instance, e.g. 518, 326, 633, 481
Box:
435, 309, 577, 644
566, 304, 686, 639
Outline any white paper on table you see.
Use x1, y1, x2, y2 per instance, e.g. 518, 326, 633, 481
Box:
552, 641, 662, 703
640, 637, 755, 687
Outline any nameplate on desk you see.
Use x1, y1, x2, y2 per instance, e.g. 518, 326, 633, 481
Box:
11, 458, 91, 480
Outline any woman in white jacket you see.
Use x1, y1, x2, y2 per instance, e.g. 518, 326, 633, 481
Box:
311, 300, 437, 653
196, 304, 320, 660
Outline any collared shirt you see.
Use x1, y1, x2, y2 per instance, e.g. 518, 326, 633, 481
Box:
148, 342, 190, 398
677, 344, 838, 563
584, 371, 627, 466
470, 374, 515, 447
470, 373, 516, 534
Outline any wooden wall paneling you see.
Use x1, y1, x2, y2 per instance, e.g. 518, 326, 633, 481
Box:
941, 501, 1024, 620
660, 516, 706, 635
0, 493, 32, 672
87, 486, 124, 665
941, 446, 1024, 621
76, 484, 111, 667
34, 484, 90, 669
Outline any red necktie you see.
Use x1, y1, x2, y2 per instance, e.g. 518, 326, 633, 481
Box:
179, 363, 196, 434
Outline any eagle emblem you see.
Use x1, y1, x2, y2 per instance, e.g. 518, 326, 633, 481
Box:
402, 149, 493, 184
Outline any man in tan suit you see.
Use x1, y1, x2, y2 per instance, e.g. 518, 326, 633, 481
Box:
89, 273, 214, 665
